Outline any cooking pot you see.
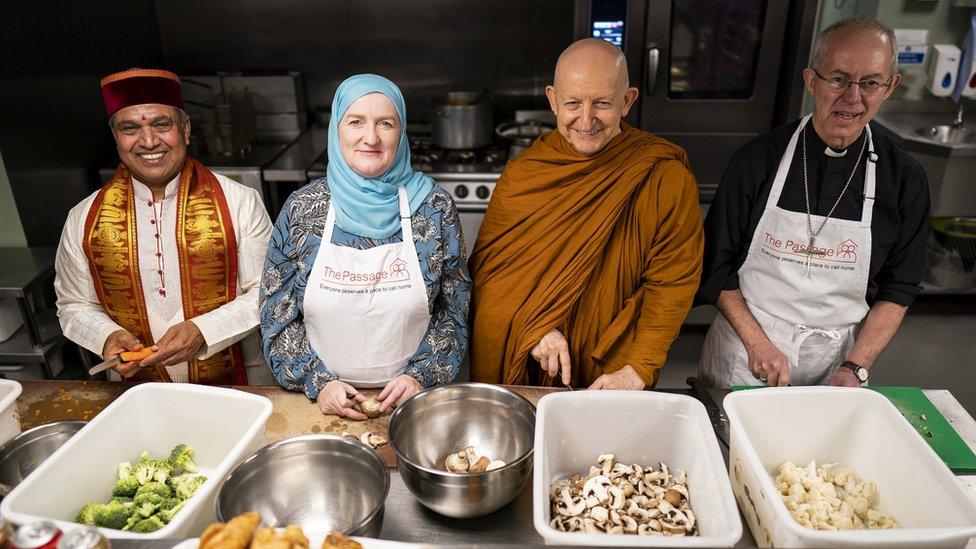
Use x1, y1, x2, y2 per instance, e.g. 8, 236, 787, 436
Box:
430, 91, 492, 150
495, 119, 554, 160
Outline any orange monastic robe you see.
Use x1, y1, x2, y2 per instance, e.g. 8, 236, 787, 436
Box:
82, 158, 246, 384
470, 124, 703, 387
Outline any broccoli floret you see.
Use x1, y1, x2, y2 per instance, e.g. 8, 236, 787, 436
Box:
118, 461, 133, 480
110, 496, 132, 504
112, 476, 140, 498
93, 499, 132, 530
136, 481, 172, 499
167, 444, 199, 475
133, 460, 157, 486
168, 474, 207, 500
158, 499, 186, 523
75, 502, 103, 525
152, 460, 173, 483
133, 492, 165, 518
129, 515, 166, 533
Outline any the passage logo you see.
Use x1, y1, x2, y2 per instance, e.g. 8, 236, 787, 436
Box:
321, 257, 411, 285
762, 233, 859, 264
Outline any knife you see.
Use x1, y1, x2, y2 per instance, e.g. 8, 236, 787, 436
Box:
687, 376, 730, 448
88, 356, 123, 376
88, 349, 155, 376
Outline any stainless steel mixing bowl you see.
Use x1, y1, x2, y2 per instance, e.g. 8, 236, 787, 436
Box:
388, 383, 535, 518
0, 420, 86, 496
215, 434, 389, 536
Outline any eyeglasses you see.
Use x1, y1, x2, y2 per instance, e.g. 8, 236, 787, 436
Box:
811, 69, 893, 94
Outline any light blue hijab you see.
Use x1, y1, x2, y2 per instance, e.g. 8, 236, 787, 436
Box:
326, 74, 434, 239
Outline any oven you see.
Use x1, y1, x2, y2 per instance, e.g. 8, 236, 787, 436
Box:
576, 0, 817, 197
427, 172, 499, 254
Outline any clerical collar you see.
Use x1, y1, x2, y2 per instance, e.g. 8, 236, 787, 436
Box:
807, 125, 864, 159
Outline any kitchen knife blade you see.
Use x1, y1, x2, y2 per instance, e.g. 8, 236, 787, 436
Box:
687, 376, 730, 448
88, 356, 122, 376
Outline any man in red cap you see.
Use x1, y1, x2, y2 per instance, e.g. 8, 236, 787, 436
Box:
54, 68, 273, 384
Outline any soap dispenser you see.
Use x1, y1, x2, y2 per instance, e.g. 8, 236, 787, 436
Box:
929, 44, 961, 97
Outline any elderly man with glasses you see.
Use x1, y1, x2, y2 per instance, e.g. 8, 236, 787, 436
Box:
697, 17, 931, 388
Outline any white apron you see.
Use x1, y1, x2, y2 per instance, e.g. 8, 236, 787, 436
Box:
302, 187, 431, 387
700, 115, 875, 388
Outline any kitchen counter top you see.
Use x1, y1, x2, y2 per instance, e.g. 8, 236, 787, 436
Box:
14, 382, 976, 548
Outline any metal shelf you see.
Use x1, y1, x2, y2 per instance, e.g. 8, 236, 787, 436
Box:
0, 309, 65, 364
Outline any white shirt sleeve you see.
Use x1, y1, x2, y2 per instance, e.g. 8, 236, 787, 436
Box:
54, 196, 126, 357
190, 179, 273, 359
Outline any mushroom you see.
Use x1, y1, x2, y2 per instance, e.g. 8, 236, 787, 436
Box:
486, 460, 506, 471
664, 488, 683, 507
358, 432, 387, 448
555, 493, 586, 517
353, 396, 384, 418
582, 475, 611, 503
445, 451, 469, 473
589, 506, 609, 523
608, 486, 626, 510
468, 456, 491, 473
463, 446, 479, 465
620, 515, 638, 534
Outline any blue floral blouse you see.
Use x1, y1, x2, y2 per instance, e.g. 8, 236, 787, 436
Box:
259, 178, 471, 399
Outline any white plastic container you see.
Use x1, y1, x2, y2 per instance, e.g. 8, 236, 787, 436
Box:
0, 379, 22, 446
0, 383, 272, 539
724, 387, 976, 548
533, 391, 742, 546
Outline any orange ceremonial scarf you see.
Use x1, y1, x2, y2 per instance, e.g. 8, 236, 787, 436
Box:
470, 123, 697, 386
82, 157, 246, 384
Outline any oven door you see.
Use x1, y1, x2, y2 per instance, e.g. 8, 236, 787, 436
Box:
578, 0, 791, 195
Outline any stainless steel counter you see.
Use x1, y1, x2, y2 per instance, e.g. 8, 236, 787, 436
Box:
111, 388, 976, 549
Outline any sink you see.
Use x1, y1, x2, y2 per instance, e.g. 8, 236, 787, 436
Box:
915, 125, 976, 145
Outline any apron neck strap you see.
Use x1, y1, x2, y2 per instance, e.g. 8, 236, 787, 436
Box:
324, 186, 415, 240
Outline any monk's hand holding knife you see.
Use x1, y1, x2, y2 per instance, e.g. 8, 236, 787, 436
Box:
102, 329, 149, 378
531, 329, 572, 386
318, 380, 367, 420
138, 320, 205, 370
588, 365, 645, 390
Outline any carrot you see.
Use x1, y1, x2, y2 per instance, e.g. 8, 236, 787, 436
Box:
120, 348, 155, 362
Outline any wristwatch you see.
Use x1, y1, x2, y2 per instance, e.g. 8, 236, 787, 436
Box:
839, 360, 868, 383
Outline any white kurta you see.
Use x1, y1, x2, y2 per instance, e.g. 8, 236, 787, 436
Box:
55, 171, 274, 384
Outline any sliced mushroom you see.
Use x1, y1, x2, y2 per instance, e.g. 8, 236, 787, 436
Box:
556, 494, 586, 517
664, 488, 683, 507
445, 451, 469, 473
463, 446, 479, 465
620, 515, 638, 533
359, 432, 387, 448
608, 486, 626, 510
468, 456, 491, 472
582, 475, 611, 502
589, 506, 609, 523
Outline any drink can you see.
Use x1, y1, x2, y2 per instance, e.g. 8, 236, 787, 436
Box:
57, 528, 109, 549
11, 522, 62, 549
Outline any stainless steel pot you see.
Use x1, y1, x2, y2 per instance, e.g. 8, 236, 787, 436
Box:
216, 435, 389, 537
0, 420, 86, 497
388, 383, 535, 518
495, 119, 554, 160
430, 91, 492, 150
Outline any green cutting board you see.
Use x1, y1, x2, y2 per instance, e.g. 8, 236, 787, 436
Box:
730, 385, 976, 472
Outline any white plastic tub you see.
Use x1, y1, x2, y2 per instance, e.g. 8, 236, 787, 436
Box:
724, 387, 976, 547
0, 379, 22, 446
533, 391, 742, 546
0, 383, 272, 539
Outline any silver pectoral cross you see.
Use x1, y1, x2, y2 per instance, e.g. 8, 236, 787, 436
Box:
805, 237, 826, 275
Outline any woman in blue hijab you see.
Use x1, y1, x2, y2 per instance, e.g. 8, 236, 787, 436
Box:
260, 74, 471, 419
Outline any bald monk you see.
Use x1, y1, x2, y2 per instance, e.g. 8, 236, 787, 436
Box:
470, 39, 703, 390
